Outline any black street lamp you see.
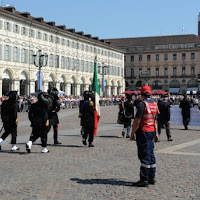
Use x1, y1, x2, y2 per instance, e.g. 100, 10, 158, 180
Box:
33, 50, 48, 92
98, 63, 109, 97
140, 71, 150, 85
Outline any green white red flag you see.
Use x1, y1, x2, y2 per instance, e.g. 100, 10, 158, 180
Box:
92, 56, 100, 136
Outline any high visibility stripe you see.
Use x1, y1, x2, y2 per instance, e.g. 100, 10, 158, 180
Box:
143, 114, 156, 118
144, 101, 151, 113
141, 163, 150, 168
150, 164, 156, 168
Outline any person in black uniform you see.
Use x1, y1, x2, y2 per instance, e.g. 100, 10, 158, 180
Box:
0, 91, 20, 151
157, 95, 173, 141
47, 87, 61, 145
122, 94, 134, 138
179, 94, 192, 130
79, 91, 95, 147
26, 92, 53, 153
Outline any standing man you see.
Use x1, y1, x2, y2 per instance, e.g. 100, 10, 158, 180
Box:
122, 94, 134, 138
130, 85, 159, 187
0, 91, 20, 151
26, 92, 52, 153
179, 94, 192, 130
157, 95, 173, 141
47, 88, 62, 145
79, 91, 95, 147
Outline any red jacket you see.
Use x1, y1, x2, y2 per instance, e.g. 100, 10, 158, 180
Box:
141, 101, 158, 132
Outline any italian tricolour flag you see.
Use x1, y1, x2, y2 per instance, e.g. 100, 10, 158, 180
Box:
92, 56, 100, 136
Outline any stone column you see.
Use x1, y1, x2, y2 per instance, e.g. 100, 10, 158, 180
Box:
56, 82, 60, 91
43, 81, 48, 92
114, 86, 117, 96
0, 79, 2, 97
76, 84, 80, 96
65, 83, 71, 96
30, 80, 35, 94
13, 80, 20, 94
108, 86, 111, 96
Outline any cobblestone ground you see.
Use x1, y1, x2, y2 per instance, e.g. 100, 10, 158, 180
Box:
0, 106, 200, 200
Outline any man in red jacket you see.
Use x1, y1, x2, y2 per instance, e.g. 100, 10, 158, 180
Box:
130, 85, 159, 187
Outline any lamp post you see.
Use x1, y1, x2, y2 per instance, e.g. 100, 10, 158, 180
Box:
98, 63, 108, 97
140, 71, 150, 85
33, 50, 48, 92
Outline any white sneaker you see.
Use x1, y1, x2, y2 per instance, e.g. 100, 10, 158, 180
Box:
11, 145, 20, 151
26, 141, 32, 153
41, 147, 49, 153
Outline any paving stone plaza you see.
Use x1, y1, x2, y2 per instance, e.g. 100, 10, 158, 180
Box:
0, 105, 199, 200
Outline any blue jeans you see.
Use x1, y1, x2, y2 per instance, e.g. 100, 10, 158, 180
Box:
136, 127, 156, 181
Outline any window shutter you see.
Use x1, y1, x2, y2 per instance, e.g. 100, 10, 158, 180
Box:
52, 54, 55, 67
26, 49, 28, 63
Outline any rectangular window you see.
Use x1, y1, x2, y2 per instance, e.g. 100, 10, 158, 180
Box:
29, 29, 35, 37
21, 48, 27, 63
182, 53, 186, 60
4, 22, 11, 31
155, 54, 159, 61
22, 27, 27, 35
139, 55, 142, 61
37, 31, 41, 39
182, 67, 186, 76
191, 53, 195, 59
50, 35, 54, 42
61, 39, 65, 45
147, 68, 151, 76
173, 54, 177, 60
131, 56, 134, 61
13, 24, 19, 33
164, 68, 168, 76
173, 67, 177, 76
147, 55, 151, 61
131, 69, 134, 77
139, 68, 142, 77
164, 54, 168, 60
43, 33, 48, 41
191, 67, 195, 75
156, 68, 159, 77
5, 45, 10, 60
55, 37, 60, 44
29, 50, 34, 64
61, 56, 64, 68
49, 54, 53, 67
55, 55, 59, 68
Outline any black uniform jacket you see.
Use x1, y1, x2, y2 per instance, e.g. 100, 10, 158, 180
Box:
179, 98, 192, 118
1, 100, 18, 124
29, 101, 48, 127
157, 100, 170, 122
48, 100, 60, 125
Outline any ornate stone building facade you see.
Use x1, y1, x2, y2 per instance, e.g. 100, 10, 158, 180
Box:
0, 6, 125, 97
105, 34, 200, 94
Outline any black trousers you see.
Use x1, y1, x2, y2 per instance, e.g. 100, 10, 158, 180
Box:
158, 120, 172, 139
82, 127, 94, 144
48, 124, 58, 142
29, 126, 48, 147
182, 116, 190, 128
1, 122, 17, 144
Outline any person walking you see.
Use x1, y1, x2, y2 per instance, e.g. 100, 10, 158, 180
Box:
0, 91, 20, 151
179, 94, 192, 130
157, 95, 173, 141
130, 85, 159, 187
122, 94, 134, 138
79, 91, 95, 147
47, 88, 62, 145
26, 92, 53, 153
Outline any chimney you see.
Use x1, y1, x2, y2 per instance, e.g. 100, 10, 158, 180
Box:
198, 13, 200, 36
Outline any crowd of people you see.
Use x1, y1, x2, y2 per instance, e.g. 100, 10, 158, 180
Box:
0, 87, 199, 187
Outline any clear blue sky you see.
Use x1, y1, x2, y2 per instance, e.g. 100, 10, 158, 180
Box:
3, 0, 200, 39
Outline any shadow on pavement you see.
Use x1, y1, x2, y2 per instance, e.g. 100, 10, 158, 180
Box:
98, 135, 120, 138
70, 178, 132, 186
171, 127, 200, 131
32, 143, 84, 148
0, 150, 27, 155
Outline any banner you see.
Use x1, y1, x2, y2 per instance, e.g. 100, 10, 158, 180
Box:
102, 77, 105, 93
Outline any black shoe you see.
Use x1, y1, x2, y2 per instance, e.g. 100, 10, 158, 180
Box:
168, 138, 173, 141
148, 178, 156, 185
122, 131, 125, 137
0, 146, 1, 150
26, 144, 31, 153
88, 143, 95, 147
54, 141, 62, 145
132, 180, 148, 187
82, 139, 87, 146
126, 135, 130, 138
